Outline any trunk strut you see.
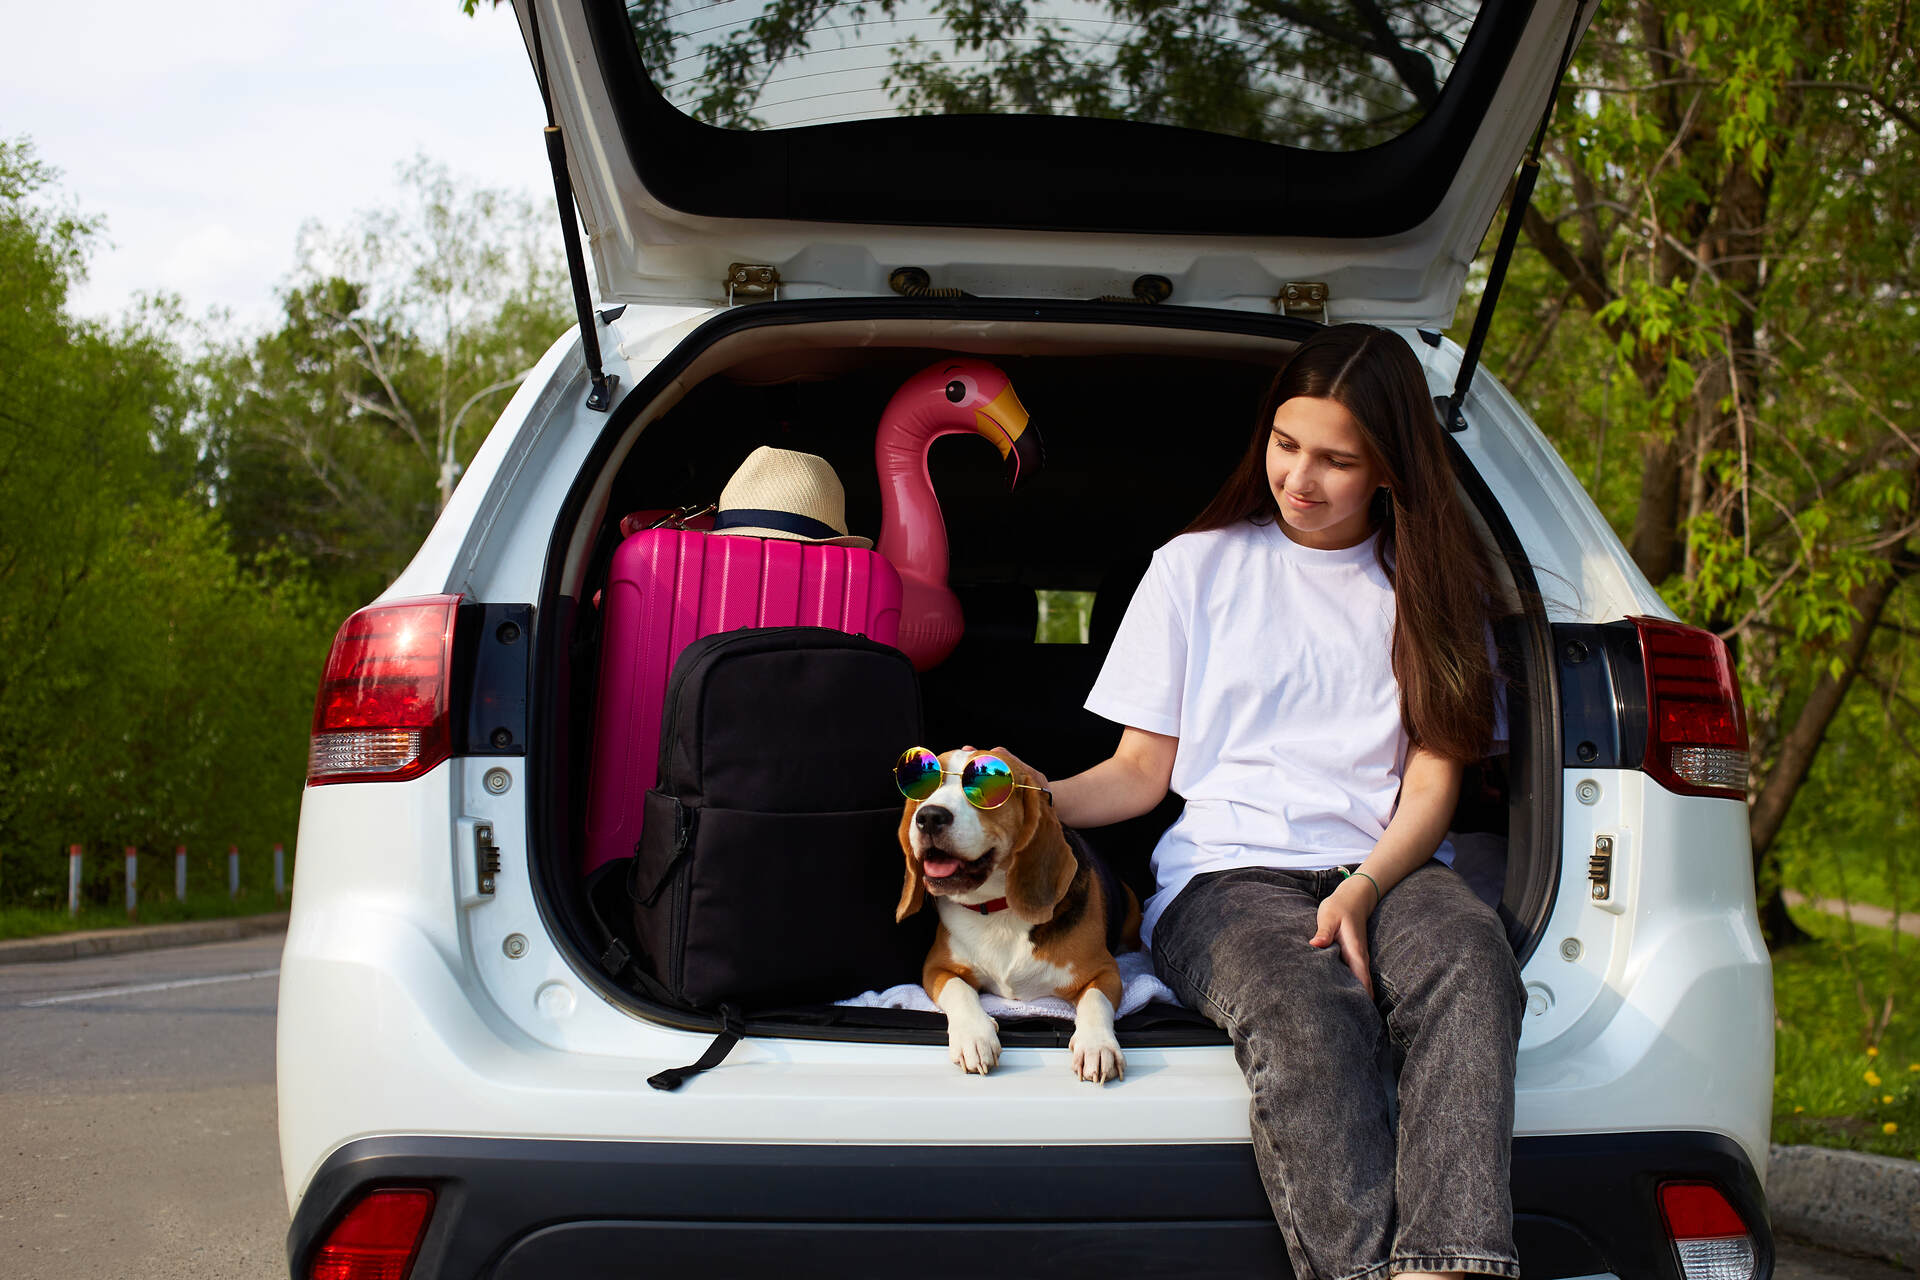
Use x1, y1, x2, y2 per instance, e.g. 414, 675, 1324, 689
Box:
1443, 0, 1587, 432
527, 2, 617, 412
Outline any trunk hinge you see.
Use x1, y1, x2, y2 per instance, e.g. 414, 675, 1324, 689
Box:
726, 264, 780, 304
527, 3, 618, 413
1278, 282, 1328, 323
1442, 0, 1587, 432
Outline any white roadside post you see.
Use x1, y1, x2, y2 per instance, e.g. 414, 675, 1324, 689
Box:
124, 846, 137, 921
228, 844, 240, 898
175, 844, 187, 901
273, 842, 286, 900
67, 844, 81, 918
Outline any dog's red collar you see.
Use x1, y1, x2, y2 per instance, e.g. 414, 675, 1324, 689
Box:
972, 897, 1010, 915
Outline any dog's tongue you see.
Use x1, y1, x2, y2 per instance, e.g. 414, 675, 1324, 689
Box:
923, 855, 961, 879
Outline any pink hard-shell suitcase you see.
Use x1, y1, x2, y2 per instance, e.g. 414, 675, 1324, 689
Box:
582, 528, 904, 874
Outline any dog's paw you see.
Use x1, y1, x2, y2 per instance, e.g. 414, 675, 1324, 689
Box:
948, 1019, 1001, 1075
1069, 1027, 1124, 1084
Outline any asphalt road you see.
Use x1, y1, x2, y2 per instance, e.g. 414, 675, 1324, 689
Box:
1, 935, 287, 1279
0, 935, 1910, 1280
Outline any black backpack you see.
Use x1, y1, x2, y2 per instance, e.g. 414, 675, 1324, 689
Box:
625, 627, 934, 1046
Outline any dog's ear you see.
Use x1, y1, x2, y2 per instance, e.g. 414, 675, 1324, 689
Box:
1004, 763, 1076, 922
895, 801, 925, 922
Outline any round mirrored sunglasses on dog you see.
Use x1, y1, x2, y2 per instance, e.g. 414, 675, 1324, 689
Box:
894, 747, 1051, 809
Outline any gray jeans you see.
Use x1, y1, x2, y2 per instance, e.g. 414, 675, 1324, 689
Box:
1151, 862, 1525, 1280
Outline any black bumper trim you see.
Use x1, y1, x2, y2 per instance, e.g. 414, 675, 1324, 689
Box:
287, 1130, 1771, 1280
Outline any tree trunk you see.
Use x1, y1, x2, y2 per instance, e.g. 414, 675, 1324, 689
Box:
1759, 888, 1810, 949
1630, 435, 1684, 582
1745, 562, 1909, 947
1749, 561, 1913, 862
1743, 507, 1916, 948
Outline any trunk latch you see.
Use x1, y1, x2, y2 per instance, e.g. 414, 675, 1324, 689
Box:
475, 823, 501, 896
1279, 283, 1328, 322
726, 264, 780, 304
1588, 835, 1613, 901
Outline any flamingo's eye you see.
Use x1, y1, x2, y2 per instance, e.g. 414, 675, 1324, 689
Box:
945, 380, 967, 403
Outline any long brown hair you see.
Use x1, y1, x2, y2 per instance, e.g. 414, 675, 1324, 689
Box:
1184, 324, 1499, 761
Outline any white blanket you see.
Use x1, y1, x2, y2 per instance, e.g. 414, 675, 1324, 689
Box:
837, 948, 1181, 1019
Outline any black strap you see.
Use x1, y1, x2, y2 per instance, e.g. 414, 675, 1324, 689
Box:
634, 849, 689, 908
648, 1005, 747, 1091
599, 936, 634, 979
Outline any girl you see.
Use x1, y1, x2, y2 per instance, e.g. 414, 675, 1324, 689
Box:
1007, 324, 1524, 1280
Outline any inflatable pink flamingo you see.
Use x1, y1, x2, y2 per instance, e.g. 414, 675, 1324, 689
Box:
875, 359, 1040, 671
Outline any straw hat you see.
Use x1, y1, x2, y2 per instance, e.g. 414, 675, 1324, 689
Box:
708, 447, 871, 549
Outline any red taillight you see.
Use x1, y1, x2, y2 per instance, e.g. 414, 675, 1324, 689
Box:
308, 596, 460, 785
1658, 1181, 1756, 1280
311, 1187, 434, 1280
1631, 617, 1749, 799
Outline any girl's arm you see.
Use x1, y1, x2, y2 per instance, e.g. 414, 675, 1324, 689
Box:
994, 727, 1178, 829
1311, 745, 1465, 998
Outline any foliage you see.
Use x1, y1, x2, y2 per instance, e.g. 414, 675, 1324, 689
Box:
3, 131, 570, 916
196, 156, 569, 609
0, 138, 334, 907
1470, 0, 1920, 944
1035, 590, 1093, 644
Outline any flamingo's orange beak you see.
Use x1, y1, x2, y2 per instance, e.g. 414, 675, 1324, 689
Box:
973, 382, 1041, 489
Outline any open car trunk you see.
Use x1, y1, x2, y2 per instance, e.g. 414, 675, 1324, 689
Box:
528, 302, 1558, 1046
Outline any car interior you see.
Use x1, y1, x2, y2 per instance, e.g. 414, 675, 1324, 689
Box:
543, 327, 1530, 1042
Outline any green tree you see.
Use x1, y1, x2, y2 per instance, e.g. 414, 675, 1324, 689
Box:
1481, 0, 1920, 942
198, 157, 569, 608
0, 138, 332, 904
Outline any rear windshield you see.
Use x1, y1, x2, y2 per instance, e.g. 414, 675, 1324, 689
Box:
621, 0, 1485, 151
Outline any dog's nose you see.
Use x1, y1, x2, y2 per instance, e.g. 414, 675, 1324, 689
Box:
915, 805, 953, 834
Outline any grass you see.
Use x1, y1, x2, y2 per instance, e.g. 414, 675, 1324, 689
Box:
1772, 905, 1919, 1159
0, 885, 289, 941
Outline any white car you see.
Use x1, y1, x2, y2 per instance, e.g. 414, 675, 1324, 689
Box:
278, 1, 1775, 1277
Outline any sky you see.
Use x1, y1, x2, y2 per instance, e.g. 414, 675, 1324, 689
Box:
4, 1, 554, 332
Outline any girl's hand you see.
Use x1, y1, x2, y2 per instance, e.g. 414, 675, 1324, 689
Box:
980, 729, 1173, 829
984, 745, 1048, 790
1310, 878, 1377, 999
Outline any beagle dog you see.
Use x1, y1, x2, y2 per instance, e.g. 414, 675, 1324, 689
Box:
895, 747, 1142, 1083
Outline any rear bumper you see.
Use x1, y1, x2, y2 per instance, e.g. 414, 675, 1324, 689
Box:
286, 1130, 1771, 1280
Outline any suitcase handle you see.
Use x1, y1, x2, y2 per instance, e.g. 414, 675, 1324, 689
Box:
616, 503, 718, 539
647, 502, 716, 531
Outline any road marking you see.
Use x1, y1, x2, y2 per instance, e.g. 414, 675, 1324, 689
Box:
19, 968, 281, 1007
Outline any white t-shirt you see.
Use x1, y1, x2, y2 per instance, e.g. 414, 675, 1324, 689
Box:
1086, 519, 1455, 946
